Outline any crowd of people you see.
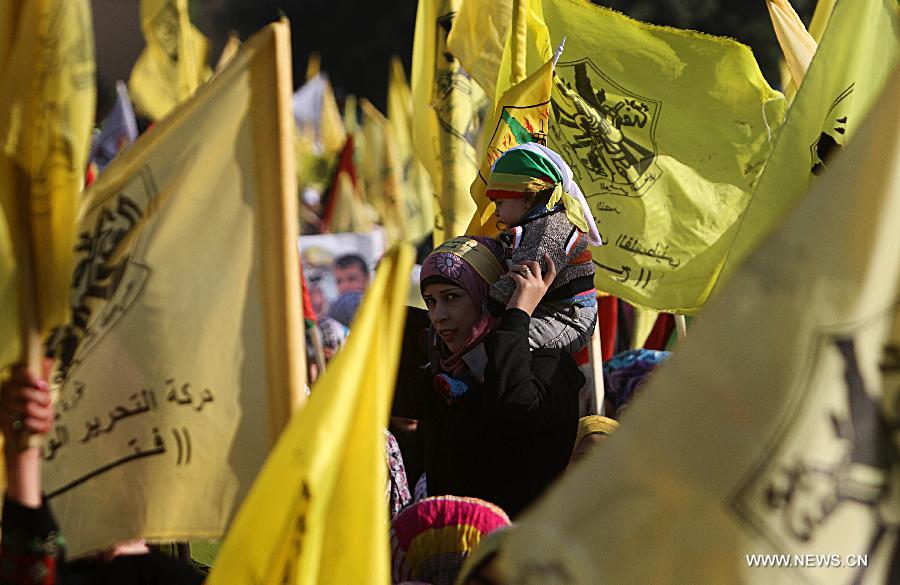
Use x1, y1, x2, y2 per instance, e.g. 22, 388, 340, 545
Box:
0, 142, 674, 585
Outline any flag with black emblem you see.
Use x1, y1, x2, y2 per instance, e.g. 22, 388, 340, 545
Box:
538, 0, 787, 313
447, 0, 788, 312
465, 45, 555, 237
411, 0, 489, 245
42, 21, 305, 557
494, 66, 900, 585
718, 0, 899, 287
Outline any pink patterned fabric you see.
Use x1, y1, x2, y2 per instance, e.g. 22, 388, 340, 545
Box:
390, 496, 511, 585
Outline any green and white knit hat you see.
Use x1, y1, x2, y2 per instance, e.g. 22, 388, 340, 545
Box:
486, 143, 602, 246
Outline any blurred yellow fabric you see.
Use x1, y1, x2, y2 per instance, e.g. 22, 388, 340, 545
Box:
42, 21, 304, 557
768, 0, 817, 94
208, 244, 413, 585
448, 0, 551, 101
718, 0, 899, 289
387, 57, 435, 243
497, 64, 900, 585
411, 0, 488, 245
0, 0, 95, 368
129, 0, 212, 121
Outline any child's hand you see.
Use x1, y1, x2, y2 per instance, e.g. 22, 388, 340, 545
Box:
506, 253, 557, 316
1, 366, 53, 508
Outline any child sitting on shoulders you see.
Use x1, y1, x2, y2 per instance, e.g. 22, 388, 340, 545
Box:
487, 142, 603, 352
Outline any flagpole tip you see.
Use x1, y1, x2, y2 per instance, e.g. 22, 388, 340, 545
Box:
553, 37, 566, 67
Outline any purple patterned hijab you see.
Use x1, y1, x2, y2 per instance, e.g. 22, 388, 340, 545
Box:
420, 236, 505, 376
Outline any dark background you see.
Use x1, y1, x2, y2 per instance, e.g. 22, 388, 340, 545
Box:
93, 0, 816, 116
216, 0, 816, 110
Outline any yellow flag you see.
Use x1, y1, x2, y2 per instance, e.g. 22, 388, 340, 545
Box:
306, 52, 321, 81
358, 98, 385, 202
42, 21, 304, 556
319, 76, 345, 157
343, 93, 358, 134
0, 0, 95, 368
0, 190, 15, 370
521, 0, 782, 311
495, 65, 900, 585
809, 0, 837, 41
359, 99, 407, 245
717, 0, 899, 290
215, 31, 241, 72
293, 73, 346, 158
447, 0, 551, 101
129, 0, 212, 121
767, 0, 817, 90
779, 0, 835, 96
629, 305, 659, 350
411, 0, 488, 244
387, 57, 435, 243
328, 170, 376, 234
466, 50, 554, 237
208, 244, 413, 585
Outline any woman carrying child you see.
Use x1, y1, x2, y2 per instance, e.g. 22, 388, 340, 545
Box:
393, 235, 584, 518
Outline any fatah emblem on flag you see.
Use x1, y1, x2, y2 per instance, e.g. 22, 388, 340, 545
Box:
50, 168, 156, 381
433, 12, 484, 149
549, 59, 661, 197
482, 102, 549, 169
732, 311, 900, 583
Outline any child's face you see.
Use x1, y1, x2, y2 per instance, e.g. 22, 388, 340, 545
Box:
491, 198, 531, 227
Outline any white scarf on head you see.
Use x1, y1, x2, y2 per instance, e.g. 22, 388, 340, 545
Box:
503, 142, 603, 246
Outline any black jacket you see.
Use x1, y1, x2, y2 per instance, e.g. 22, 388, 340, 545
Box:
0, 497, 205, 585
393, 308, 584, 517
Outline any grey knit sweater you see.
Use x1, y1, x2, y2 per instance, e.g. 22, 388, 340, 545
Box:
490, 206, 595, 306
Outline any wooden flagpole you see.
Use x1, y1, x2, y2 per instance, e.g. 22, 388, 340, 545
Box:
590, 324, 605, 415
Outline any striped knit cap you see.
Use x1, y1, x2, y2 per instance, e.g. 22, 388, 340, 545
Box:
485, 147, 562, 200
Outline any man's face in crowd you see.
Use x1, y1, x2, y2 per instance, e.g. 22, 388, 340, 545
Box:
335, 264, 369, 294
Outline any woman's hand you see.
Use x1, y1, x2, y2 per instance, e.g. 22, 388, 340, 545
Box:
506, 253, 557, 316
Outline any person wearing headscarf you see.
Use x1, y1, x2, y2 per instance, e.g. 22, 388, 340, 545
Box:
603, 348, 671, 417
486, 143, 602, 354
386, 429, 413, 519
327, 290, 364, 328
392, 236, 584, 517
390, 496, 511, 585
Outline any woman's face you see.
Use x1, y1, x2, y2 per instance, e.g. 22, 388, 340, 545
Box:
422, 282, 481, 353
